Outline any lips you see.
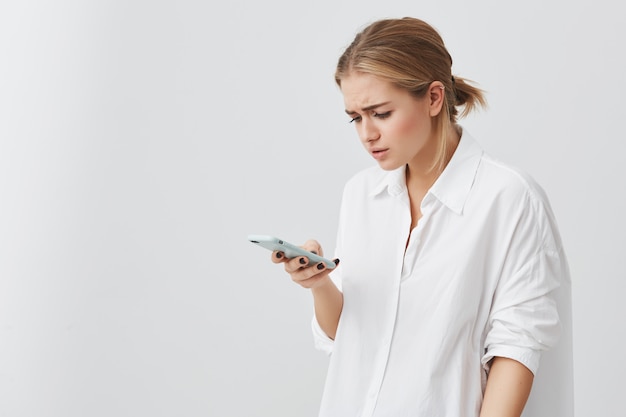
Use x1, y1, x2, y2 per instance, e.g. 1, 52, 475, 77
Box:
370, 148, 389, 160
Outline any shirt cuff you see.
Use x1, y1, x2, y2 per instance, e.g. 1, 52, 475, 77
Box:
481, 345, 542, 375
311, 315, 334, 355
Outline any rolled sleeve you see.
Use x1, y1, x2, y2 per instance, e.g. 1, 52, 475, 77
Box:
312, 315, 334, 355
482, 249, 562, 375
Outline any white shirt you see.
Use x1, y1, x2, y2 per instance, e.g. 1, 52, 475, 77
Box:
313, 131, 573, 417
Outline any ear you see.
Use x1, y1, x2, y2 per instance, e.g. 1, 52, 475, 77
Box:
428, 81, 446, 117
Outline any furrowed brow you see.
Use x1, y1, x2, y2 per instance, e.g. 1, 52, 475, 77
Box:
345, 101, 391, 115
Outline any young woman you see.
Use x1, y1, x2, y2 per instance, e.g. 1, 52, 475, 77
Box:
271, 17, 571, 417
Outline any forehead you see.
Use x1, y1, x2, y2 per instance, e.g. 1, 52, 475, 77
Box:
340, 72, 405, 110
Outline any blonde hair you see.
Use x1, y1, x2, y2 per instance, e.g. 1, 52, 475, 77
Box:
335, 17, 486, 172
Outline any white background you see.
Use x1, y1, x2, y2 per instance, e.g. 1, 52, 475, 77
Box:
1, 1, 624, 416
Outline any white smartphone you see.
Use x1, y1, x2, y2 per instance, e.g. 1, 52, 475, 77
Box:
247, 234, 337, 269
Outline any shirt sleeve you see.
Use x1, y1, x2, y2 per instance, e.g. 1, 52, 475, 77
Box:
481, 189, 566, 375
312, 315, 335, 355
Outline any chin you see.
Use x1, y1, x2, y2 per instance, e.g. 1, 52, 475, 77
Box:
377, 160, 404, 171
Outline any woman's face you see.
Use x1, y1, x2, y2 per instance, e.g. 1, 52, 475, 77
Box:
341, 72, 441, 172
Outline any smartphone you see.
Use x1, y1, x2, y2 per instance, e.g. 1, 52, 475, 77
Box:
247, 234, 337, 269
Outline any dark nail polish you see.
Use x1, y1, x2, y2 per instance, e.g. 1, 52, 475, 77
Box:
333, 258, 340, 265
311, 251, 318, 255
276, 252, 283, 259
299, 257, 307, 265
317, 263, 325, 270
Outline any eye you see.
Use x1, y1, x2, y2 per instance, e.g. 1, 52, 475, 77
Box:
373, 111, 391, 119
349, 116, 362, 123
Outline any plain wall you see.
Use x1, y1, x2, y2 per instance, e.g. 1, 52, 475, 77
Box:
1, 0, 624, 416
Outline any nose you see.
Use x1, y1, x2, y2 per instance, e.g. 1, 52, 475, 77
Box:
359, 117, 380, 143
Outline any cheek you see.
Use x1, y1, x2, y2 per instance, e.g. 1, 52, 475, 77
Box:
392, 115, 424, 139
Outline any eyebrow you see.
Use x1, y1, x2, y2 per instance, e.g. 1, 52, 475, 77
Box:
345, 101, 391, 115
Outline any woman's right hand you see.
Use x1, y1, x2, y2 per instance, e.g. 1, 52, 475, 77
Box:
271, 239, 339, 289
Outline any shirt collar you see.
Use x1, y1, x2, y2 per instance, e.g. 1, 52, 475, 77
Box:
369, 129, 484, 214
370, 164, 407, 197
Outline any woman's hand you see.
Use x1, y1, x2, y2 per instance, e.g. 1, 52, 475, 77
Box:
271, 239, 343, 339
271, 239, 338, 289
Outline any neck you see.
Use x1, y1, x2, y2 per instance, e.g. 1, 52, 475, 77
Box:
405, 124, 461, 192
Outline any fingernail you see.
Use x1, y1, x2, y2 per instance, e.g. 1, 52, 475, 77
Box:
333, 258, 340, 265
311, 250, 318, 255
317, 263, 325, 270
299, 257, 307, 265
276, 252, 283, 259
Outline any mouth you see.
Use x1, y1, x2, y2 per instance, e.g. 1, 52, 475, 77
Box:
370, 148, 389, 160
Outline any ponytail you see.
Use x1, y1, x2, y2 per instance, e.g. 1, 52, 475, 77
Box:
450, 75, 487, 120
